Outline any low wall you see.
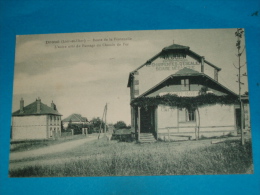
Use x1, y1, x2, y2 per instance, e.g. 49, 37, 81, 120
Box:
158, 128, 237, 141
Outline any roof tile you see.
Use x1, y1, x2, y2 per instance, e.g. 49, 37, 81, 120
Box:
12, 100, 62, 116
62, 114, 88, 122
174, 67, 201, 75
163, 44, 190, 50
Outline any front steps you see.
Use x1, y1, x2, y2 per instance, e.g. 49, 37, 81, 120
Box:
139, 133, 156, 143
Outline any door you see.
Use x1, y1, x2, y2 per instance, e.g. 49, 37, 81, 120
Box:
140, 107, 155, 133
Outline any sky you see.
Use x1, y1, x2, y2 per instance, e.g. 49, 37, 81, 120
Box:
12, 29, 248, 125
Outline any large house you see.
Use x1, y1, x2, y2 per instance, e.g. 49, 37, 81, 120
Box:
62, 113, 88, 129
127, 43, 250, 142
12, 98, 62, 140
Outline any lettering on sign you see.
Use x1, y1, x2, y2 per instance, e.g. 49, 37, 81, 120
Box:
147, 58, 200, 71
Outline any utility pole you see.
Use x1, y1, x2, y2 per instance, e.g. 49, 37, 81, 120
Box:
98, 103, 108, 139
233, 28, 247, 145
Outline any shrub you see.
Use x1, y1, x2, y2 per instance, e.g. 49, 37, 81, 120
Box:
114, 121, 127, 130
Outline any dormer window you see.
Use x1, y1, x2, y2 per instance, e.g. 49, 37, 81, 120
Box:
181, 79, 190, 91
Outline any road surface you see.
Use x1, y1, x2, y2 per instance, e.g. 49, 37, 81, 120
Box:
9, 135, 98, 170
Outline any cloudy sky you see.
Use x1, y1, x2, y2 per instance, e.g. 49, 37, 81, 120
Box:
12, 29, 248, 125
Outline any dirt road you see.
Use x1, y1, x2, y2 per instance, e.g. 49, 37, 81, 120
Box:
9, 135, 97, 161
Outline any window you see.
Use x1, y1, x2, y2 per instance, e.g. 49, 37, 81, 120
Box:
187, 109, 195, 121
181, 79, 190, 91
178, 108, 195, 122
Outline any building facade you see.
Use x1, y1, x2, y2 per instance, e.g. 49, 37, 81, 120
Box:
62, 113, 88, 129
12, 98, 62, 140
127, 43, 250, 142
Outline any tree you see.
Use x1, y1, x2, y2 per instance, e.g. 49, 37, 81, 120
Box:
233, 28, 247, 145
91, 117, 106, 133
114, 121, 127, 130
67, 119, 72, 130
61, 121, 65, 132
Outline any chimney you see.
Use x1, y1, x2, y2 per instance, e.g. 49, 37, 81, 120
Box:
36, 97, 41, 113
51, 101, 56, 110
20, 98, 24, 113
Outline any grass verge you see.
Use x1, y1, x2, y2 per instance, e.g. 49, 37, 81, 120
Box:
9, 139, 253, 177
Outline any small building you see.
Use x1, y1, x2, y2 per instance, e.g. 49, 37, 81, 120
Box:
12, 98, 62, 140
62, 113, 88, 129
127, 43, 250, 142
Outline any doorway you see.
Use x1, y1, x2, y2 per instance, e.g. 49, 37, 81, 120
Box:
140, 107, 155, 134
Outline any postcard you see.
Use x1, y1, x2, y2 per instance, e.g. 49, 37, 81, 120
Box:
9, 29, 252, 177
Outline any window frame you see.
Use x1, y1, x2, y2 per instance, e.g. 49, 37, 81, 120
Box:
178, 108, 196, 123
181, 78, 190, 91
186, 108, 195, 122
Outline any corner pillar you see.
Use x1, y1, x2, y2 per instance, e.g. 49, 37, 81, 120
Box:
138, 107, 141, 142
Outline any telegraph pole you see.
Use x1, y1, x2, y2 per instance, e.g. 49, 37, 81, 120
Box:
234, 28, 247, 145
98, 103, 108, 139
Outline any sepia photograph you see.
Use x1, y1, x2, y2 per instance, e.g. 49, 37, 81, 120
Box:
9, 29, 253, 177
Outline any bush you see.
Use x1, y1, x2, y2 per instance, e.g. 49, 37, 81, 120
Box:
90, 117, 107, 133
114, 121, 127, 130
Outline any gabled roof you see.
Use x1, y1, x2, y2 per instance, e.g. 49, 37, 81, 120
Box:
162, 44, 190, 50
174, 67, 201, 76
12, 100, 62, 116
204, 60, 221, 71
135, 68, 237, 99
62, 114, 88, 123
127, 43, 221, 87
